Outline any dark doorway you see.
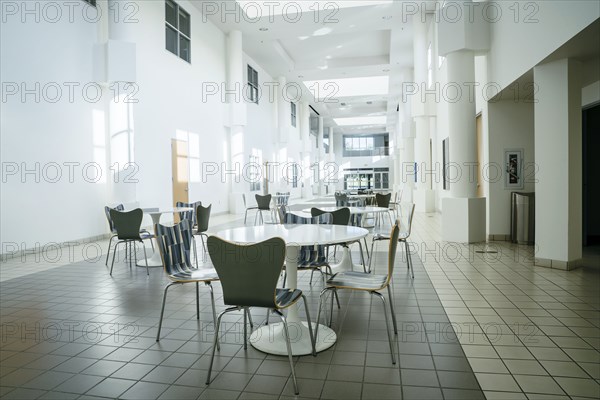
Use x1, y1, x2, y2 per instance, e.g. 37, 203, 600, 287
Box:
583, 103, 600, 246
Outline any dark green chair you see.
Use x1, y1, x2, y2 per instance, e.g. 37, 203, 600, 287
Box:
104, 204, 124, 266
254, 194, 272, 225
375, 193, 394, 226
316, 220, 401, 364
206, 236, 315, 395
192, 204, 212, 263
109, 208, 153, 275
154, 220, 219, 342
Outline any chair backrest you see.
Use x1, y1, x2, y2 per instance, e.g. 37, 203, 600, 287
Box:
242, 193, 247, 207
104, 204, 124, 233
176, 201, 201, 223
255, 194, 272, 210
334, 193, 349, 206
376, 193, 392, 208
402, 203, 416, 237
155, 220, 196, 276
207, 236, 286, 308
311, 207, 350, 226
196, 204, 211, 233
110, 208, 143, 240
383, 220, 401, 287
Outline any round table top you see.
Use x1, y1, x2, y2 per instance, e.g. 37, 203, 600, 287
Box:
215, 224, 368, 246
302, 206, 389, 214
141, 207, 193, 215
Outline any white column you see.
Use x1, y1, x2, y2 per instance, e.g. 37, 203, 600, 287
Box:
412, 15, 435, 212
317, 117, 325, 195
400, 69, 415, 203
441, 49, 485, 242
226, 30, 246, 212
300, 102, 312, 198
534, 58, 582, 269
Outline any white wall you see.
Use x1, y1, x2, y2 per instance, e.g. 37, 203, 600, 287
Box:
488, 1, 599, 92
487, 101, 535, 236
1, 2, 106, 249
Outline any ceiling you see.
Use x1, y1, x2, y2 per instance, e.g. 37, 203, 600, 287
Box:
193, 0, 436, 136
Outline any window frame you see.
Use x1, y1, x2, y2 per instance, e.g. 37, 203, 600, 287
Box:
290, 102, 297, 127
247, 65, 259, 104
165, 0, 191, 63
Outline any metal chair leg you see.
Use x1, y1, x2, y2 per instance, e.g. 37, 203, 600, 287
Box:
196, 282, 200, 319
329, 288, 337, 327
157, 282, 178, 341
244, 209, 249, 224
404, 240, 414, 278
369, 239, 376, 273
357, 241, 366, 272
314, 287, 332, 340
110, 241, 123, 275
105, 235, 117, 266
387, 285, 398, 334
246, 308, 254, 329
207, 283, 220, 350
363, 237, 370, 259
301, 295, 317, 356
372, 291, 396, 364
265, 309, 270, 325
243, 307, 248, 350
142, 242, 149, 276
200, 234, 207, 254
275, 310, 299, 395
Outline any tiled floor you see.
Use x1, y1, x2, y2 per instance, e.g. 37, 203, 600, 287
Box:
1, 205, 599, 399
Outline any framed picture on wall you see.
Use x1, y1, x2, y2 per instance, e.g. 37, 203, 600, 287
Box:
504, 149, 524, 189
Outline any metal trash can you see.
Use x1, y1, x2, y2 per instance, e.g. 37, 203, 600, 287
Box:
511, 192, 535, 245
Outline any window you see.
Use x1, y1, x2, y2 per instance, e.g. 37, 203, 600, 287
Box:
166, 0, 191, 63
249, 154, 261, 192
291, 102, 297, 127
343, 134, 388, 156
427, 42, 433, 88
83, 0, 96, 6
292, 163, 299, 188
247, 65, 259, 104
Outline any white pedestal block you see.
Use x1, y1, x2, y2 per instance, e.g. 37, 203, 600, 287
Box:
414, 189, 436, 213
442, 197, 486, 243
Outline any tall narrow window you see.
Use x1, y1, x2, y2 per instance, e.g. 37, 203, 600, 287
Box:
290, 102, 297, 127
427, 42, 433, 88
247, 65, 259, 104
166, 0, 191, 63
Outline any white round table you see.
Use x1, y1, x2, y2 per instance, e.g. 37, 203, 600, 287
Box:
214, 224, 368, 356
137, 207, 193, 267
302, 206, 389, 215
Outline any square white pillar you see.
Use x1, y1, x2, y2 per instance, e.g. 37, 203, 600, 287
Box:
534, 59, 582, 267
414, 188, 436, 213
442, 197, 486, 243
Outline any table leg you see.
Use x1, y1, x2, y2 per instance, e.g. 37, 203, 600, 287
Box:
136, 213, 163, 267
250, 245, 337, 356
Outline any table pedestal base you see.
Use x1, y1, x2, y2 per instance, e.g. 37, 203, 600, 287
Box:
250, 321, 336, 356
329, 247, 364, 274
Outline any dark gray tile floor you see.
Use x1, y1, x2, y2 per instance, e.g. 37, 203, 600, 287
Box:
1, 221, 483, 399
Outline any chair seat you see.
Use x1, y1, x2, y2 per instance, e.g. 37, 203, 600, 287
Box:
275, 288, 303, 308
140, 231, 155, 240
372, 231, 409, 241
327, 271, 387, 291
169, 268, 219, 282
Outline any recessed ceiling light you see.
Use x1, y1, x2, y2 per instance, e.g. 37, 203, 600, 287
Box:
313, 27, 332, 36
383, 69, 390, 72
334, 116, 387, 126
259, 27, 268, 31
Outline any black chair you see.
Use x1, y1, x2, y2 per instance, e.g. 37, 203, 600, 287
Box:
254, 194, 272, 225
206, 236, 315, 395
109, 208, 153, 275
192, 204, 211, 265
370, 203, 416, 276
375, 193, 394, 226
317, 220, 401, 364
154, 220, 219, 342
